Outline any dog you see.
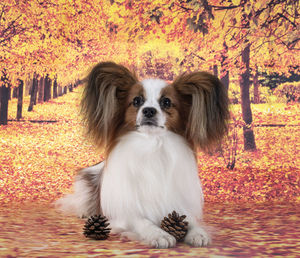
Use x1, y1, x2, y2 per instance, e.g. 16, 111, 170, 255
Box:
56, 62, 229, 248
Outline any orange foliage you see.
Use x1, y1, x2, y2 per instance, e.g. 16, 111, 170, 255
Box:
0, 87, 299, 204
1, 0, 298, 87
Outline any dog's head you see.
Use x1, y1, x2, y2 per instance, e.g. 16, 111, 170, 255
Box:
81, 62, 229, 154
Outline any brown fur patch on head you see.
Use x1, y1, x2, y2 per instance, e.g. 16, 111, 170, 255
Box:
160, 85, 184, 135
172, 71, 230, 151
125, 83, 145, 129
81, 62, 138, 155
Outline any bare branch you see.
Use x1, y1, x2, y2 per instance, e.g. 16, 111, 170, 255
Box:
278, 13, 297, 27
231, 30, 251, 48
0, 14, 22, 37
174, 3, 193, 12
191, 52, 206, 61
210, 4, 242, 11
287, 37, 300, 50
0, 4, 6, 24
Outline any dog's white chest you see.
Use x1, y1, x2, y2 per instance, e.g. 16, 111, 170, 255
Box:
101, 131, 203, 224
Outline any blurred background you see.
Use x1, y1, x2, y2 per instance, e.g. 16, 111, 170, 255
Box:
0, 0, 299, 204
0, 1, 299, 256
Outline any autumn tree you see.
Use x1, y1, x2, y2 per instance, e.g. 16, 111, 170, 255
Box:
0, 0, 112, 120
1, 0, 298, 131
0, 70, 10, 125
53, 76, 58, 99
142, 0, 299, 151
28, 73, 38, 112
0, 1, 27, 124
222, 0, 299, 150
16, 78, 23, 120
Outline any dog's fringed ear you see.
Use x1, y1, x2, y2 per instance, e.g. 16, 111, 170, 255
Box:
81, 62, 138, 150
173, 71, 229, 150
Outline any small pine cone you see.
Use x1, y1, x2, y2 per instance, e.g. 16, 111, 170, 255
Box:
161, 211, 189, 242
83, 214, 111, 240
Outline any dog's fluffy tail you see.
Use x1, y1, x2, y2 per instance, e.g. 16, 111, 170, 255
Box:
55, 162, 104, 218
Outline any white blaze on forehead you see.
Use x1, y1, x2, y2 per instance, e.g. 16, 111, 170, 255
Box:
141, 79, 167, 105
136, 78, 168, 132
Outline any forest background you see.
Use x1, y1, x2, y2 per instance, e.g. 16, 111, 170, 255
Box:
0, 0, 299, 205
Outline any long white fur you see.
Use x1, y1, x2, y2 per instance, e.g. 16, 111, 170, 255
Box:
56, 162, 104, 218
56, 79, 211, 248
101, 130, 208, 247
102, 131, 202, 223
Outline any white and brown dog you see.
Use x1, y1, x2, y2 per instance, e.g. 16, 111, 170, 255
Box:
56, 62, 229, 248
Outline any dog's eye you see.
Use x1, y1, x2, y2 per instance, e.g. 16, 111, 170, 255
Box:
133, 96, 144, 107
160, 97, 171, 109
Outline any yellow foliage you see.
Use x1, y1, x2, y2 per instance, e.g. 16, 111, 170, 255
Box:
1, 87, 299, 204
0, 0, 298, 88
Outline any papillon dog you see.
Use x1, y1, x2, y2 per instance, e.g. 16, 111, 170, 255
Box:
56, 62, 229, 248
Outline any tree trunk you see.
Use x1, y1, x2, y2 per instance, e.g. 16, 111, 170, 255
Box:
25, 77, 32, 96
44, 76, 48, 101
220, 41, 229, 92
47, 78, 52, 100
68, 83, 73, 92
0, 85, 9, 125
240, 43, 256, 151
44, 75, 51, 101
38, 76, 44, 103
17, 79, 24, 120
213, 64, 218, 77
44, 76, 48, 102
58, 85, 62, 96
63, 86, 67, 95
53, 78, 58, 98
33, 76, 38, 105
221, 71, 229, 92
74, 79, 80, 88
28, 74, 38, 111
253, 69, 260, 104
8, 86, 11, 100
12, 87, 18, 98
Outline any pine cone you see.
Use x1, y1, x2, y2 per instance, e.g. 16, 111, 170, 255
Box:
161, 211, 189, 242
83, 214, 111, 240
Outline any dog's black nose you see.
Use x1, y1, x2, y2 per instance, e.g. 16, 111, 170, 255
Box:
143, 107, 157, 118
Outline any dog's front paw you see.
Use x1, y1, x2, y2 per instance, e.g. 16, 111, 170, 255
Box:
184, 227, 211, 247
144, 228, 176, 248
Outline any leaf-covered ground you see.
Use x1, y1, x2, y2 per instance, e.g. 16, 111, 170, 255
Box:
0, 87, 299, 256
0, 202, 299, 257
0, 86, 299, 204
